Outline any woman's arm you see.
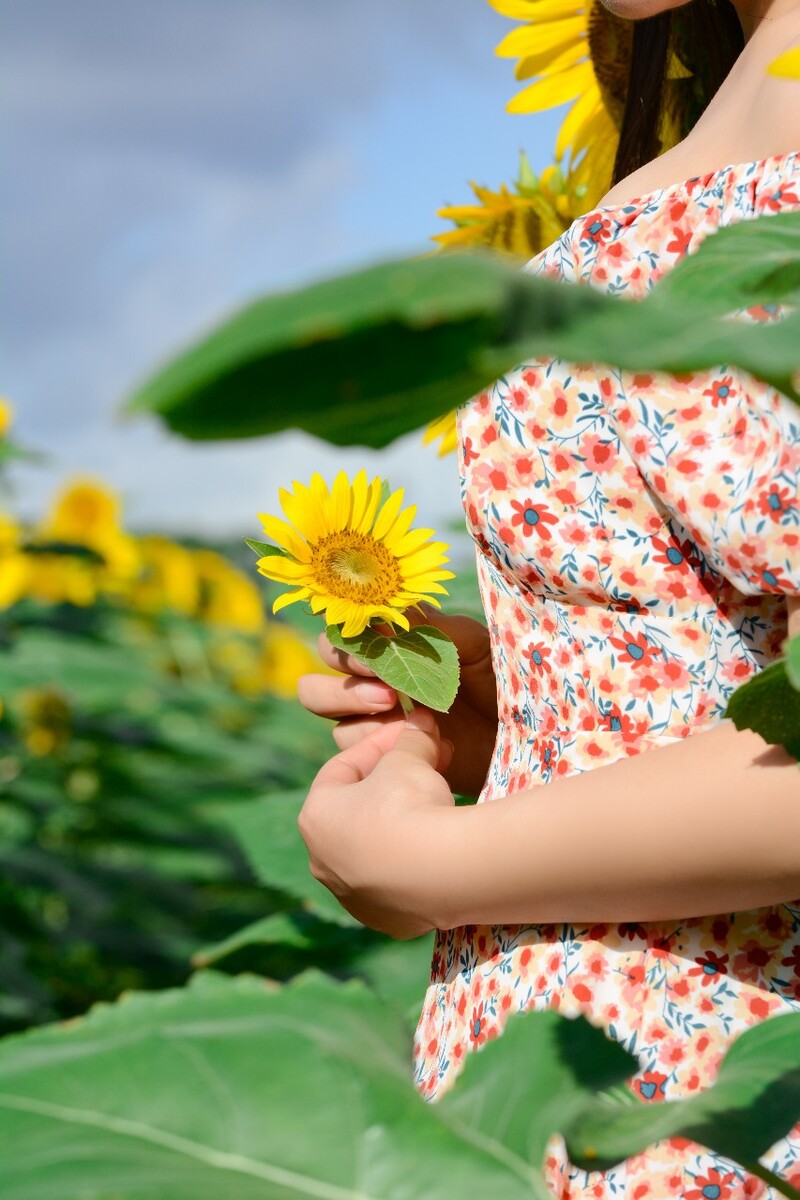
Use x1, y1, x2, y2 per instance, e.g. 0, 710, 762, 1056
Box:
420, 600, 800, 931
298, 604, 800, 938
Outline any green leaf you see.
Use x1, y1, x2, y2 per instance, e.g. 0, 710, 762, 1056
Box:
218, 791, 361, 927
0, 971, 544, 1199
564, 1010, 800, 1196
125, 251, 516, 445
724, 657, 800, 759
437, 1008, 636, 1186
243, 537, 286, 558
656, 208, 800, 316
325, 624, 460, 713
124, 214, 800, 448
192, 912, 314, 965
784, 634, 800, 692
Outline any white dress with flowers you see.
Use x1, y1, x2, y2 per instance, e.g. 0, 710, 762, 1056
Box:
413, 151, 800, 1199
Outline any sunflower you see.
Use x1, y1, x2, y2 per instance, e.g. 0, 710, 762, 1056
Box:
433, 152, 571, 258
488, 0, 699, 211
256, 469, 454, 638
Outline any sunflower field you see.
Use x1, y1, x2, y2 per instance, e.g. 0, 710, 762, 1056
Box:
3, 5, 800, 1199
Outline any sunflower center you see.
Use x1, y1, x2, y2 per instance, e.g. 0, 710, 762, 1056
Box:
312, 531, 403, 604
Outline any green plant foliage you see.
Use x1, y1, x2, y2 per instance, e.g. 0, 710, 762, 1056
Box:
0, 600, 333, 1033
3, 972, 800, 1199
724, 651, 800, 759
219, 789, 359, 928
785, 633, 800, 692
125, 212, 800, 445
325, 623, 461, 713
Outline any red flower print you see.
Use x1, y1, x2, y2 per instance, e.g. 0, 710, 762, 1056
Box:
609, 631, 660, 669
650, 533, 697, 573
538, 739, 558, 773
580, 432, 618, 474
757, 484, 795, 522
510, 498, 558, 540
633, 1070, 668, 1102
752, 563, 790, 592
582, 214, 613, 244
462, 436, 479, 466
688, 949, 729, 985
733, 939, 774, 982
685, 1166, 737, 1200
489, 467, 508, 491
527, 641, 552, 677
781, 945, 800, 976
703, 375, 737, 407
666, 227, 692, 257
759, 183, 800, 212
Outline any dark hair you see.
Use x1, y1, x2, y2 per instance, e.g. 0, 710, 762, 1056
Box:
611, 0, 745, 185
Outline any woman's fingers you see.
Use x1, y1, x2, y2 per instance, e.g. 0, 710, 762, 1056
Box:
331, 712, 401, 749
315, 630, 381, 677
297, 671, 397, 719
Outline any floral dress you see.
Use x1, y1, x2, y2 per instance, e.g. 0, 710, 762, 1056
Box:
412, 150, 800, 1199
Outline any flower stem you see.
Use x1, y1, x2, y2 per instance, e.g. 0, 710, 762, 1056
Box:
397, 689, 414, 717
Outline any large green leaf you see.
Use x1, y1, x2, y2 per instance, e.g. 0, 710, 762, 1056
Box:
125, 252, 528, 445
125, 213, 800, 446
725, 657, 800, 759
3, 973, 800, 1198
0, 971, 546, 1199
325, 624, 460, 713
218, 791, 360, 927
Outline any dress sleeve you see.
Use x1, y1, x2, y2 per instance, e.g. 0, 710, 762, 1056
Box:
602, 358, 800, 596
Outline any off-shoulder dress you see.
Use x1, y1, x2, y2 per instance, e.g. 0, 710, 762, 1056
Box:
413, 150, 800, 1199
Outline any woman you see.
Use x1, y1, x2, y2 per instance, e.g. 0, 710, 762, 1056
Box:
296, 0, 800, 1194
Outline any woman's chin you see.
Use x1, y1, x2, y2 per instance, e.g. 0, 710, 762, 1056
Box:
598, 0, 691, 18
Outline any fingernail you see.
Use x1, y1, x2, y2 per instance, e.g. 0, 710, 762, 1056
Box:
356, 681, 395, 704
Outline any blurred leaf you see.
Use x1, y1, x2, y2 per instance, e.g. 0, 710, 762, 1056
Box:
193, 913, 315, 966
218, 791, 360, 927
725, 657, 800, 759
565, 1011, 800, 1190
784, 634, 800, 692
326, 624, 460, 713
125, 215, 800, 447
125, 251, 522, 445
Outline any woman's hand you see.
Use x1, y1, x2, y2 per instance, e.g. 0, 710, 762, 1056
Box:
297, 604, 498, 799
297, 705, 455, 939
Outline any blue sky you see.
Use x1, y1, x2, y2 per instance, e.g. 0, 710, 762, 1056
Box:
4, 0, 565, 544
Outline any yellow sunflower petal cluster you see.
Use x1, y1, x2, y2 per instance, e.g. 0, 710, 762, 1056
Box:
257, 469, 454, 638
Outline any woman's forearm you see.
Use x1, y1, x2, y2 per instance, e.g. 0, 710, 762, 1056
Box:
425, 719, 800, 930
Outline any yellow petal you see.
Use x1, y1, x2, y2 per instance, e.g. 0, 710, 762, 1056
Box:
390, 527, 438, 558
349, 470, 370, 531
515, 39, 587, 82
257, 557, 313, 581
508, 60, 593, 114
496, 16, 586, 60
491, 0, 584, 22
330, 470, 353, 531
279, 482, 325, 542
356, 477, 383, 534
769, 47, 800, 77
272, 589, 304, 614
257, 513, 310, 561
383, 508, 422, 552
371, 487, 406, 542
556, 83, 604, 159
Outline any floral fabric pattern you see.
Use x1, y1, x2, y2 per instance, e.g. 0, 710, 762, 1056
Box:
413, 152, 800, 1198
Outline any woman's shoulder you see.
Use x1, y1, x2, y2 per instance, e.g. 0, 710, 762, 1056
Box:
746, 16, 800, 155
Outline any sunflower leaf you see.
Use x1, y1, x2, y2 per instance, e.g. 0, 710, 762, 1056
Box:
243, 537, 286, 558
325, 623, 460, 713
784, 635, 800, 692
724, 657, 800, 759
